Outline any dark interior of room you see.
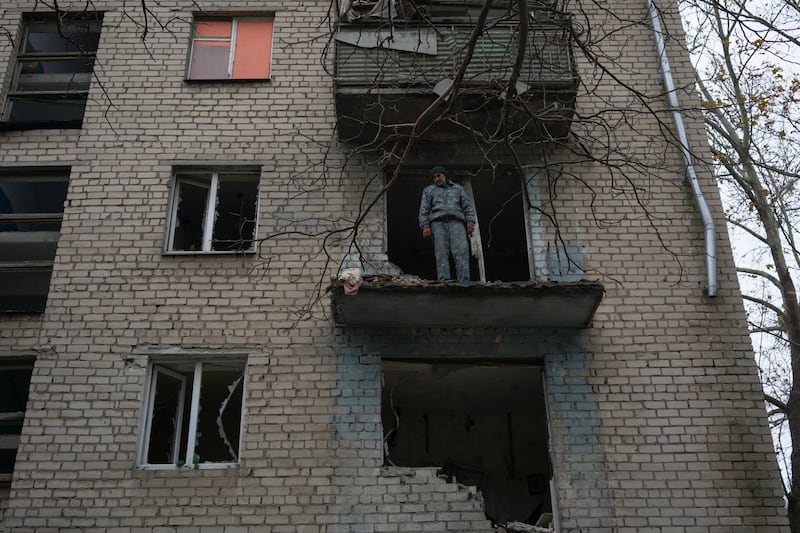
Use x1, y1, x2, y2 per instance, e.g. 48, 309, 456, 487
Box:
386, 169, 530, 282
382, 361, 552, 525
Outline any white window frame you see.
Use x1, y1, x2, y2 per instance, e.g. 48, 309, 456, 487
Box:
165, 169, 260, 254
136, 358, 247, 470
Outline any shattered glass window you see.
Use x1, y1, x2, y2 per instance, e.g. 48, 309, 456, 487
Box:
171, 177, 210, 252
196, 363, 244, 462
168, 171, 258, 253
140, 359, 246, 468
145, 367, 187, 464
211, 175, 258, 252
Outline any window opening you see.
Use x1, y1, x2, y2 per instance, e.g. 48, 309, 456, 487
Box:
188, 18, 273, 80
387, 169, 531, 281
472, 175, 530, 281
167, 171, 259, 253
5, 14, 102, 124
0, 360, 34, 486
139, 359, 246, 468
382, 361, 554, 527
0, 169, 69, 312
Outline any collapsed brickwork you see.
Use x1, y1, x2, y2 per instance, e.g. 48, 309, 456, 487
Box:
0, 0, 790, 531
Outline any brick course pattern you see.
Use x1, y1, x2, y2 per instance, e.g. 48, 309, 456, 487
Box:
0, 0, 789, 531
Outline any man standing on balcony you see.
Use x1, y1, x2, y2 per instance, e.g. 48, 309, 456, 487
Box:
418, 166, 476, 282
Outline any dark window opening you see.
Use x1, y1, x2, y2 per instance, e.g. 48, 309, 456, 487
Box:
0, 170, 70, 312
382, 361, 554, 527
472, 174, 530, 282
0, 361, 34, 486
5, 14, 102, 125
167, 171, 259, 253
387, 169, 531, 282
140, 360, 245, 467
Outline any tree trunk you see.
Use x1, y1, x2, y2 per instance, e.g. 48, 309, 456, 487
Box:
748, 180, 800, 531
789, 388, 800, 532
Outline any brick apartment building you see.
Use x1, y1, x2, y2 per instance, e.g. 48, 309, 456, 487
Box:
0, 0, 790, 531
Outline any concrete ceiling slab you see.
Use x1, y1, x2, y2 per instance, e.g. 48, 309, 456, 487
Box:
331, 280, 604, 328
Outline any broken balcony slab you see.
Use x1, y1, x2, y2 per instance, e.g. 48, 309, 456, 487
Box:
331, 279, 604, 328
334, 19, 578, 145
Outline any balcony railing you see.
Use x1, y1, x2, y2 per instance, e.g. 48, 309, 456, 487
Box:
334, 18, 578, 145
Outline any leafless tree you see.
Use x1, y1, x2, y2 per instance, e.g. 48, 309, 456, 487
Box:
683, 0, 800, 526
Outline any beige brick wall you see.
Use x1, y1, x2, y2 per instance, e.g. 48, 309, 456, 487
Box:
0, 0, 788, 531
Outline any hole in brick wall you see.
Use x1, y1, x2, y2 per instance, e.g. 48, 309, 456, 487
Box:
381, 360, 552, 526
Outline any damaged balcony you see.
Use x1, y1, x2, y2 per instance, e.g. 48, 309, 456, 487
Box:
334, 17, 578, 146
331, 279, 603, 328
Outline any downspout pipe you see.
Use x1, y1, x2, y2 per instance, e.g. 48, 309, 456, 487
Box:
645, 0, 718, 297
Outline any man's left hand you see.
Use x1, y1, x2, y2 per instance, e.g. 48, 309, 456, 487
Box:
467, 222, 475, 236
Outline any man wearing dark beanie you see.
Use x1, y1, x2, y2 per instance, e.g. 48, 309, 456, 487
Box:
417, 166, 476, 282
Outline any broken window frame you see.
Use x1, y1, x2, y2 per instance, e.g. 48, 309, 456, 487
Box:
4, 13, 102, 126
165, 169, 260, 254
186, 17, 274, 81
137, 357, 247, 470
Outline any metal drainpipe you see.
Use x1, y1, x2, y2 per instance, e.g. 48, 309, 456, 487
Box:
645, 0, 718, 296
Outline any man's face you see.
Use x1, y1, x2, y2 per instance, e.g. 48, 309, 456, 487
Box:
433, 172, 447, 186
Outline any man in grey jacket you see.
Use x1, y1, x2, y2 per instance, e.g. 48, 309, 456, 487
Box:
418, 166, 476, 282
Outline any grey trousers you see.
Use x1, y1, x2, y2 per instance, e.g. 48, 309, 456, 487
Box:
430, 219, 471, 282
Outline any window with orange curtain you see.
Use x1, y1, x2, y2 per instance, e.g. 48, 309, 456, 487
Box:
188, 18, 273, 80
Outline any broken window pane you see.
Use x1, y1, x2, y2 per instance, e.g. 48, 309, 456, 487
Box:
195, 362, 244, 463
146, 367, 188, 465
168, 171, 259, 253
171, 178, 210, 251
211, 175, 258, 251
140, 359, 246, 468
